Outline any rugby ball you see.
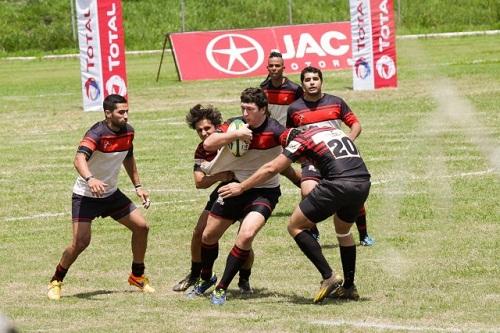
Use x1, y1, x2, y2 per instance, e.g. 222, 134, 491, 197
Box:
227, 119, 249, 157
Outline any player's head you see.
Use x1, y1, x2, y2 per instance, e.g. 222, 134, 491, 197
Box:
279, 128, 302, 148
300, 66, 323, 83
240, 87, 269, 127
267, 51, 285, 79
103, 94, 128, 129
300, 66, 323, 97
186, 104, 222, 141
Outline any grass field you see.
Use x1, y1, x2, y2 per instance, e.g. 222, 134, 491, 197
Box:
0, 35, 499, 332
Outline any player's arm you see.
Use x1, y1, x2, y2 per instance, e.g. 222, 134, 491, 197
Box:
218, 154, 292, 198
74, 152, 108, 198
203, 125, 253, 152
193, 169, 234, 189
123, 154, 150, 208
348, 121, 362, 141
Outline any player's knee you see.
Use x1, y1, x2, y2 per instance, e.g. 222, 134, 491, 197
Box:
192, 224, 204, 240
73, 237, 91, 252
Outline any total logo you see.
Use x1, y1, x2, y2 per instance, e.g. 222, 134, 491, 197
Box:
376, 55, 396, 79
354, 57, 371, 80
205, 34, 264, 75
105, 75, 127, 96
85, 77, 101, 101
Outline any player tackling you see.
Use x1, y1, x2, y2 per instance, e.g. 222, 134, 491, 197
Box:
219, 126, 371, 303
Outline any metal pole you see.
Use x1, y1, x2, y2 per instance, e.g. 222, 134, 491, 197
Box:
288, 0, 293, 25
180, 0, 185, 32
156, 34, 169, 82
70, 0, 77, 42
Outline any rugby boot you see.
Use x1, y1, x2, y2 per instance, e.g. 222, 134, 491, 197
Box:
313, 273, 343, 304
47, 280, 63, 300
186, 274, 217, 298
329, 284, 360, 301
237, 278, 253, 294
172, 272, 197, 292
128, 274, 155, 293
210, 288, 227, 305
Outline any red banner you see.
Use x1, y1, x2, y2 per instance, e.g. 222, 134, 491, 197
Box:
350, 0, 397, 90
76, 0, 128, 111
170, 23, 352, 81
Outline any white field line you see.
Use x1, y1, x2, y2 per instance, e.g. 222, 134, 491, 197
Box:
3, 30, 499, 61
2, 169, 493, 222
311, 319, 499, 333
3, 199, 196, 222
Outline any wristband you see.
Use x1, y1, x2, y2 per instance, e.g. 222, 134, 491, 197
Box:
84, 175, 94, 182
134, 184, 142, 189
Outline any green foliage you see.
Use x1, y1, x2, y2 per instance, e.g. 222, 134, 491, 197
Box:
0, 0, 499, 55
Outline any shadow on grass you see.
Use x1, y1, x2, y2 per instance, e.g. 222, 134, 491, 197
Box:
70, 289, 122, 300
227, 288, 370, 305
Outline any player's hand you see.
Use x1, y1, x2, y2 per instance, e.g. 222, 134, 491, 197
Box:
87, 178, 107, 197
135, 187, 151, 209
218, 182, 243, 198
237, 124, 253, 143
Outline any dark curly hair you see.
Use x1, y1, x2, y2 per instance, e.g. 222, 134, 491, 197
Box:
185, 104, 223, 129
240, 87, 269, 116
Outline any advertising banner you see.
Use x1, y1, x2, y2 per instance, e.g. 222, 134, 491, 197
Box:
350, 0, 397, 90
76, 0, 128, 111
169, 22, 352, 81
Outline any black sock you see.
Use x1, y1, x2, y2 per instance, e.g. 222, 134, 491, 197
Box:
190, 261, 202, 279
339, 245, 356, 288
356, 208, 368, 240
132, 262, 145, 277
200, 242, 219, 281
217, 245, 250, 290
51, 264, 68, 282
294, 230, 332, 280
239, 268, 251, 281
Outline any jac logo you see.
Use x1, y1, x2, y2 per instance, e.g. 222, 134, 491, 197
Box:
206, 34, 264, 75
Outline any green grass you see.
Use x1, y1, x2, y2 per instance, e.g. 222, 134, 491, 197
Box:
0, 0, 499, 56
0, 35, 499, 332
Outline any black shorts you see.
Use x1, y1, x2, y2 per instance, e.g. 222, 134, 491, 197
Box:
301, 163, 321, 182
204, 181, 232, 211
210, 186, 281, 222
299, 178, 370, 223
72, 189, 136, 223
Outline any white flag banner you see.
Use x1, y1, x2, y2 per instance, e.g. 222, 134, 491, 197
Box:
76, 0, 128, 111
350, 0, 398, 90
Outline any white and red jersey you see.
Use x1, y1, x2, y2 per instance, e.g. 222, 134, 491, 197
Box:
286, 94, 358, 131
201, 116, 284, 188
193, 141, 217, 172
260, 77, 303, 126
73, 121, 134, 197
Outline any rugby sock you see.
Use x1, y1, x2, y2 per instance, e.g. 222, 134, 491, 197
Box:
294, 231, 332, 280
339, 245, 356, 288
51, 264, 68, 282
131, 262, 145, 277
217, 245, 250, 290
200, 242, 219, 281
191, 261, 202, 279
355, 206, 368, 240
239, 268, 251, 281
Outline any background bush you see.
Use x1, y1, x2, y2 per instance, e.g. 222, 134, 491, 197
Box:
0, 0, 498, 56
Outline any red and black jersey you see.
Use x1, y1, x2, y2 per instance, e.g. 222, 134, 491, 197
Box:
282, 127, 370, 180
193, 142, 217, 172
260, 77, 303, 126
286, 94, 358, 130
